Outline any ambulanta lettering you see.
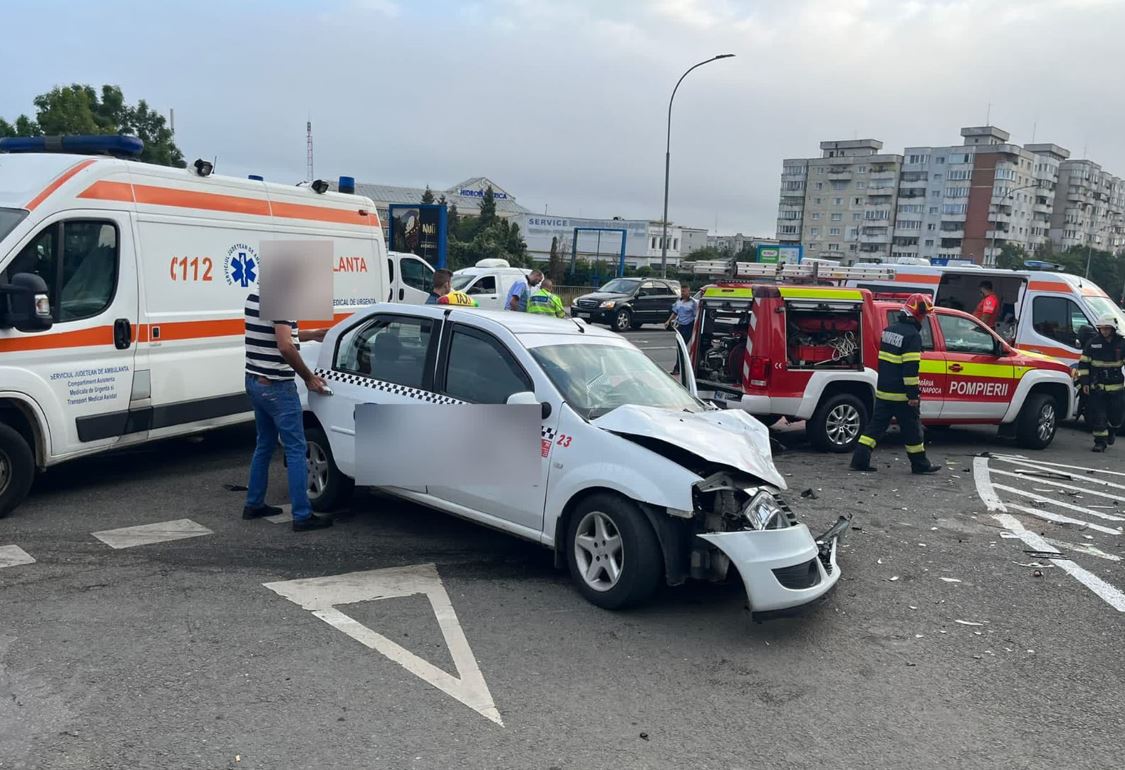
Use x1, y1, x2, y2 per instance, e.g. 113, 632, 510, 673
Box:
949, 380, 1009, 397
334, 256, 368, 273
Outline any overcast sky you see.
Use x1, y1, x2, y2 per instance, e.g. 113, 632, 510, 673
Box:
2, 0, 1121, 235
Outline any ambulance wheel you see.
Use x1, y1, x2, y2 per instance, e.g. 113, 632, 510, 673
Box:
0, 423, 35, 519
566, 493, 662, 610
1016, 393, 1057, 450
809, 393, 867, 453
612, 309, 633, 333
305, 426, 354, 512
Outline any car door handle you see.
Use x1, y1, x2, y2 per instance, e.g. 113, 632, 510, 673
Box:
399, 288, 405, 301
949, 363, 963, 373
113, 318, 132, 350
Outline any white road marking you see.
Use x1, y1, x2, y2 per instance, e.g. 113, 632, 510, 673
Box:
1001, 502, 1122, 536
989, 468, 1125, 505
991, 483, 1125, 524
993, 456, 1125, 493
973, 457, 1005, 512
1040, 537, 1121, 562
265, 504, 292, 524
263, 563, 502, 726
91, 519, 213, 549
991, 514, 1125, 613
992, 454, 1125, 479
0, 545, 36, 569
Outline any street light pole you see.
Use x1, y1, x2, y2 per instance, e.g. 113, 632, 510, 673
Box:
661, 54, 735, 278
989, 182, 1041, 266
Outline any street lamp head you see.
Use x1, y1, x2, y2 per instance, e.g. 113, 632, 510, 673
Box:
714, 53, 736, 60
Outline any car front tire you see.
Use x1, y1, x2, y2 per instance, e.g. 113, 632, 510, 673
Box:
1015, 393, 1057, 450
612, 308, 632, 332
565, 493, 663, 609
306, 426, 355, 512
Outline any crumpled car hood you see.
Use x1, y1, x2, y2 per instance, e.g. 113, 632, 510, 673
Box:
592, 406, 786, 490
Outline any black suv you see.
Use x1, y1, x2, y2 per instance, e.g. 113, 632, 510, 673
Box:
570, 278, 680, 332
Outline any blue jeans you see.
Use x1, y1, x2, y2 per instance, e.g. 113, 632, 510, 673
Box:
245, 374, 312, 521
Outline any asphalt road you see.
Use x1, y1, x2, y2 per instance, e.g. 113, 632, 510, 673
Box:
2, 328, 1123, 769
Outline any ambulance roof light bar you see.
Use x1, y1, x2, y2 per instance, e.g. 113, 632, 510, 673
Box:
0, 134, 145, 158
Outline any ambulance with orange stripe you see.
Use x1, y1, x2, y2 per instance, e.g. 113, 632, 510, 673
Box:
689, 276, 1075, 453
844, 264, 1125, 365
0, 136, 390, 516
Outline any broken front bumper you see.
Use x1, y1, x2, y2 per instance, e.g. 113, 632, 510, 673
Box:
697, 516, 849, 613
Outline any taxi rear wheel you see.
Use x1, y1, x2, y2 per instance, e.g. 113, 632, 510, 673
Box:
1016, 393, 1057, 450
565, 494, 662, 609
306, 426, 354, 512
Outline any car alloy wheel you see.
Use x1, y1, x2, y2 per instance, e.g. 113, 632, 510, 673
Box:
613, 309, 631, 332
0, 450, 10, 498
825, 402, 861, 447
572, 510, 624, 592
306, 440, 330, 497
1037, 401, 1056, 442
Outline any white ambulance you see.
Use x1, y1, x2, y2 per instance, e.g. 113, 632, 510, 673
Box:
0, 136, 390, 517
843, 263, 1125, 364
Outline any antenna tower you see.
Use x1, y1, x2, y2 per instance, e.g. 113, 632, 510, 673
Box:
306, 120, 314, 182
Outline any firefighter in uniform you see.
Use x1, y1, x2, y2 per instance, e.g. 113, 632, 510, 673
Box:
1076, 314, 1124, 452
850, 293, 942, 474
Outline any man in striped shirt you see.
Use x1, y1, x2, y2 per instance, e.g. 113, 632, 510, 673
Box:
243, 292, 333, 531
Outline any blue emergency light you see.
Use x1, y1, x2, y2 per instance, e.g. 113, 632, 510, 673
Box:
249, 174, 264, 181
0, 134, 145, 158
339, 176, 356, 194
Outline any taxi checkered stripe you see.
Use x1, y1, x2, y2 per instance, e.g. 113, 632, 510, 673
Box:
317, 368, 464, 405
541, 426, 557, 441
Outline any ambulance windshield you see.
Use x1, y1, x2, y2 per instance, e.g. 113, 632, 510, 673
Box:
531, 342, 702, 419
0, 208, 27, 244
1085, 296, 1125, 329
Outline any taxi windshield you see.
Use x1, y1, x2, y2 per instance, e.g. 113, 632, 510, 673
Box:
530, 342, 702, 419
0, 208, 27, 243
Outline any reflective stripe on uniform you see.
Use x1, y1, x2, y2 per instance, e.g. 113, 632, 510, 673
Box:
1090, 360, 1124, 367
858, 435, 877, 448
901, 352, 921, 362
876, 390, 909, 401
1093, 430, 1109, 437
879, 351, 903, 364
905, 443, 926, 454
1096, 383, 1124, 391
902, 376, 920, 386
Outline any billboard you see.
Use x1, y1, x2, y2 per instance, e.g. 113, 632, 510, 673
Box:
389, 204, 448, 267
519, 215, 648, 259
756, 244, 803, 264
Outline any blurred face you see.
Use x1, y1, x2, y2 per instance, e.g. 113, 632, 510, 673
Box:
1099, 324, 1115, 339
529, 271, 543, 286
979, 285, 988, 297
680, 287, 691, 300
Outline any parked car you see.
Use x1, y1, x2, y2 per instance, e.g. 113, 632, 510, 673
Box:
451, 259, 532, 309
570, 277, 680, 332
299, 304, 847, 614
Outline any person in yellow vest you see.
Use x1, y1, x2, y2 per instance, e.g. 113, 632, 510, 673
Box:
527, 278, 566, 318
433, 271, 479, 307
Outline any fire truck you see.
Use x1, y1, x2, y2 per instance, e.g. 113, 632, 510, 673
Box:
687, 263, 1075, 452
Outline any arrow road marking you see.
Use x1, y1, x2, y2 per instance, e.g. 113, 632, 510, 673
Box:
263, 563, 502, 726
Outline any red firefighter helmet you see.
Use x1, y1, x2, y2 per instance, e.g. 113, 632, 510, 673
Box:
900, 293, 934, 322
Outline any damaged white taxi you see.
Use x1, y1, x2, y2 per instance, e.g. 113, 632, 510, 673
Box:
300, 304, 848, 613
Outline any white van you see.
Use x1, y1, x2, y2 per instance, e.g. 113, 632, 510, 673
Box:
847, 265, 1125, 364
451, 259, 532, 309
387, 250, 434, 304
0, 138, 390, 516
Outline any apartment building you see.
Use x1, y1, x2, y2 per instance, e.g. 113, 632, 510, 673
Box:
777, 125, 1124, 265
1049, 159, 1125, 254
776, 140, 902, 262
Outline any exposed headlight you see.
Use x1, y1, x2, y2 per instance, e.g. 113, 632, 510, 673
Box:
744, 490, 786, 530
599, 300, 616, 308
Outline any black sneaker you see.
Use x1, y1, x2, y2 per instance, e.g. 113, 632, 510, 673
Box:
292, 515, 333, 532
243, 504, 284, 520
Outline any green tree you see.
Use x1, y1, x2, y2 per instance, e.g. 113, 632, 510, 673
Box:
1, 83, 183, 167
996, 243, 1028, 270
685, 246, 723, 262
478, 186, 497, 230
547, 236, 563, 283
421, 185, 435, 204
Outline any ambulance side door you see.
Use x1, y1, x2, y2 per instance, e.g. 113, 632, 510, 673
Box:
1, 210, 139, 454
934, 312, 1013, 420
883, 310, 943, 419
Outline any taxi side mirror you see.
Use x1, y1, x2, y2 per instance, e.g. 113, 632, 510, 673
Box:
507, 390, 552, 420
0, 273, 53, 333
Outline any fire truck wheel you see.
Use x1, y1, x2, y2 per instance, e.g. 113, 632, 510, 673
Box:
0, 423, 35, 519
1015, 393, 1057, 450
809, 393, 868, 453
612, 308, 633, 333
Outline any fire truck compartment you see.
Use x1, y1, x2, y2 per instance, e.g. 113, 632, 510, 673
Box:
695, 297, 752, 386
784, 301, 863, 370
